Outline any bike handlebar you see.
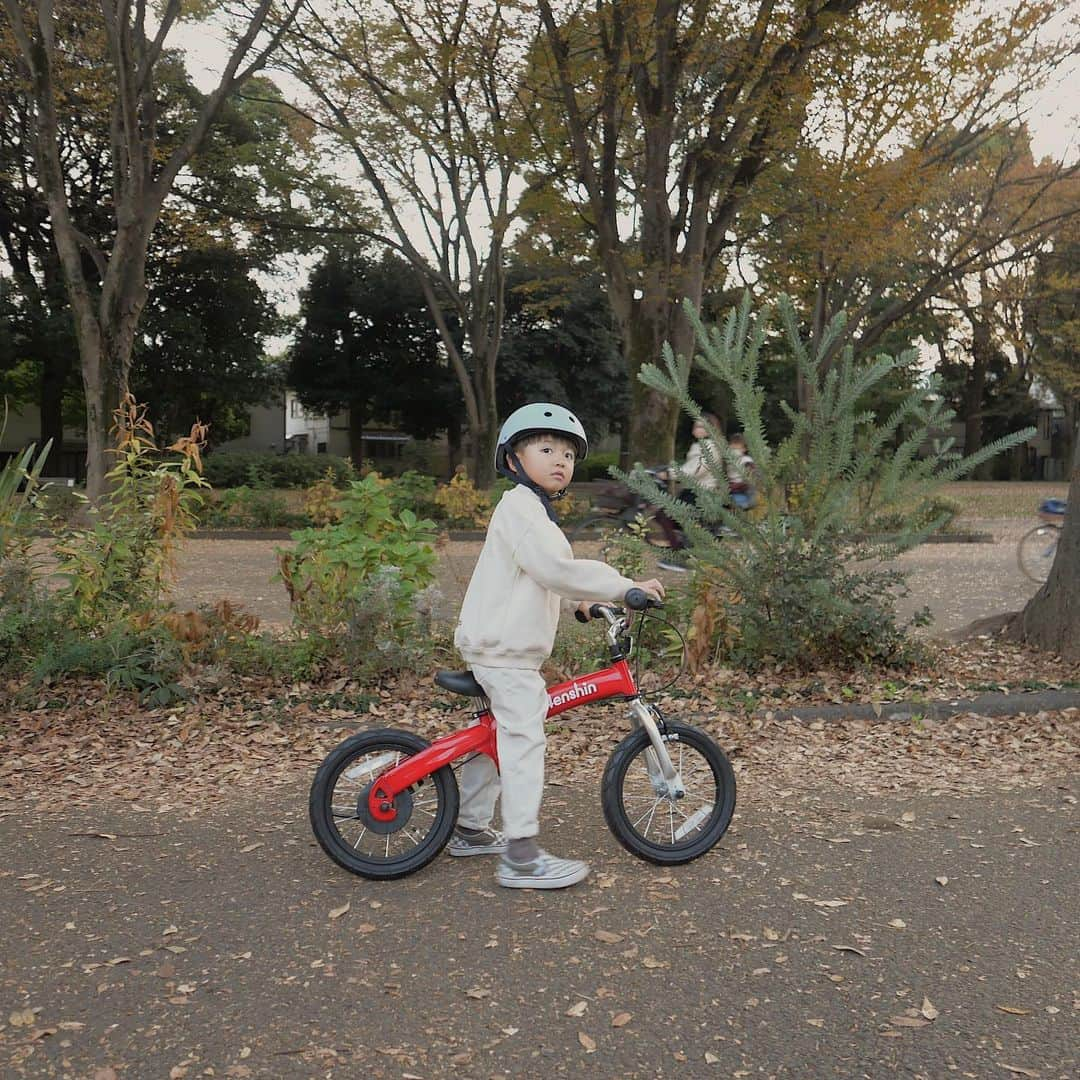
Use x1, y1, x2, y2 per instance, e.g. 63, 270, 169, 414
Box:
575, 589, 663, 624
624, 587, 661, 611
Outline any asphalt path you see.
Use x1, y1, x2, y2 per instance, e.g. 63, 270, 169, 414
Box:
2, 777, 1076, 1078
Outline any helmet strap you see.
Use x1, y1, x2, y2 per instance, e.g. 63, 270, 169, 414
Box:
499, 447, 561, 523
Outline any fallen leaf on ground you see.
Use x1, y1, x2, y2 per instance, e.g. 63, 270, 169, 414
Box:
328, 902, 350, 919
612, 1012, 631, 1027
578, 1032, 596, 1053
890, 1015, 931, 1028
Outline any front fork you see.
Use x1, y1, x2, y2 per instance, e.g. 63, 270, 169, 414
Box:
628, 699, 685, 800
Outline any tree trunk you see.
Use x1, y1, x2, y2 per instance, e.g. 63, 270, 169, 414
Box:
1008, 422, 1080, 661
445, 414, 462, 478
347, 405, 365, 465
963, 315, 991, 477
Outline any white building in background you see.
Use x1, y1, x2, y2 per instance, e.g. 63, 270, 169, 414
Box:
214, 390, 343, 456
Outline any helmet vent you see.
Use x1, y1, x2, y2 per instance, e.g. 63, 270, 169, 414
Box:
543, 410, 552, 417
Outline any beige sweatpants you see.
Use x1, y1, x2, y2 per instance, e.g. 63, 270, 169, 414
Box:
456, 665, 549, 840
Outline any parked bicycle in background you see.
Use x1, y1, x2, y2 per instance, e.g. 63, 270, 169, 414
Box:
1017, 498, 1067, 583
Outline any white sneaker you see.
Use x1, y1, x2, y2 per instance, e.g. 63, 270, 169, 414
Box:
495, 849, 590, 890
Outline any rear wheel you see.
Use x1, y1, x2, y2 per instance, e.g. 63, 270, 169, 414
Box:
601, 720, 735, 865
309, 729, 458, 880
1018, 523, 1061, 583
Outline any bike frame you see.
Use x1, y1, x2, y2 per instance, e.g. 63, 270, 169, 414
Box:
365, 653, 679, 826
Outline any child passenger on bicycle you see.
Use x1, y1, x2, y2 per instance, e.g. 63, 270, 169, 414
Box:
451, 403, 665, 890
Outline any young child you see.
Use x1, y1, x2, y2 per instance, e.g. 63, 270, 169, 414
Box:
451, 402, 665, 890
726, 432, 757, 510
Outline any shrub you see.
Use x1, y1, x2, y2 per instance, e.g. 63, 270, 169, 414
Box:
202, 450, 354, 489
32, 622, 189, 706
277, 473, 440, 677
574, 451, 619, 481
434, 469, 492, 528
53, 398, 208, 628
34, 482, 83, 526
627, 293, 1034, 671
201, 486, 304, 529
387, 470, 442, 522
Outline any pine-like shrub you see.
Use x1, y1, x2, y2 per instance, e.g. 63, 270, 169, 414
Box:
626, 294, 1034, 670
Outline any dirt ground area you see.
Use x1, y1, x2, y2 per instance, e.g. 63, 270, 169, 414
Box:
157, 517, 1044, 638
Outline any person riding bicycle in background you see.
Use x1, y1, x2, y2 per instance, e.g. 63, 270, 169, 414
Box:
656, 413, 725, 567
451, 402, 665, 890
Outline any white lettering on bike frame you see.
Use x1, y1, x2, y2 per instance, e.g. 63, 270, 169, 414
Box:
547, 680, 599, 709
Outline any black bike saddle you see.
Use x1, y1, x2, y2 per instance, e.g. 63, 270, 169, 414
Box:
434, 670, 485, 697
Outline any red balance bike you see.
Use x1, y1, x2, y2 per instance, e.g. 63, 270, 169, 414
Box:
309, 589, 736, 880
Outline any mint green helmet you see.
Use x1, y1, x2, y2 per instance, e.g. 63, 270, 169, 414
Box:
494, 402, 589, 472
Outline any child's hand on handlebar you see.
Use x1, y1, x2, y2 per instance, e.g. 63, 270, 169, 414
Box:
633, 578, 666, 601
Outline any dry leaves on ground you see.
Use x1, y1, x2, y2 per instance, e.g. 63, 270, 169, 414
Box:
0, 637, 1076, 811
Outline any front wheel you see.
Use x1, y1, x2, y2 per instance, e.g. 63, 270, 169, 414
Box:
601, 721, 735, 865
309, 729, 459, 880
1017, 523, 1061, 583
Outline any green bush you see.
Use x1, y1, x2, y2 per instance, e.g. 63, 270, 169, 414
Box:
32, 623, 188, 706
386, 470, 442, 521
277, 474, 441, 677
202, 451, 354, 489
574, 451, 619, 481
211, 633, 327, 680
34, 482, 84, 526
200, 486, 306, 529
0, 559, 56, 675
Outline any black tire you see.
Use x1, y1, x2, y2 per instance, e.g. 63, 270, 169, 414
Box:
1017, 523, 1061, 584
601, 720, 735, 865
309, 728, 459, 880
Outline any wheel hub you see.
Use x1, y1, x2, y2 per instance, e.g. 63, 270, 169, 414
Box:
356, 783, 414, 835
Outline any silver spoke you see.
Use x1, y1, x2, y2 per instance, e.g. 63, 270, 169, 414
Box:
631, 798, 663, 829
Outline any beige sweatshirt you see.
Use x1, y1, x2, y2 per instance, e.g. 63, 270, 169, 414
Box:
681, 439, 719, 490
454, 485, 636, 670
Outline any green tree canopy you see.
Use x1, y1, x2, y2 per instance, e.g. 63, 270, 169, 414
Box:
288, 247, 454, 462
497, 264, 628, 445
131, 243, 281, 447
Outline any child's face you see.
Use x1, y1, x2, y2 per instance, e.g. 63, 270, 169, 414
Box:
510, 435, 577, 495
692, 421, 707, 439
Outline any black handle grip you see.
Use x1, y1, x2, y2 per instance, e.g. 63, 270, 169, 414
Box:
574, 609, 589, 623
624, 588, 662, 610
589, 603, 608, 619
